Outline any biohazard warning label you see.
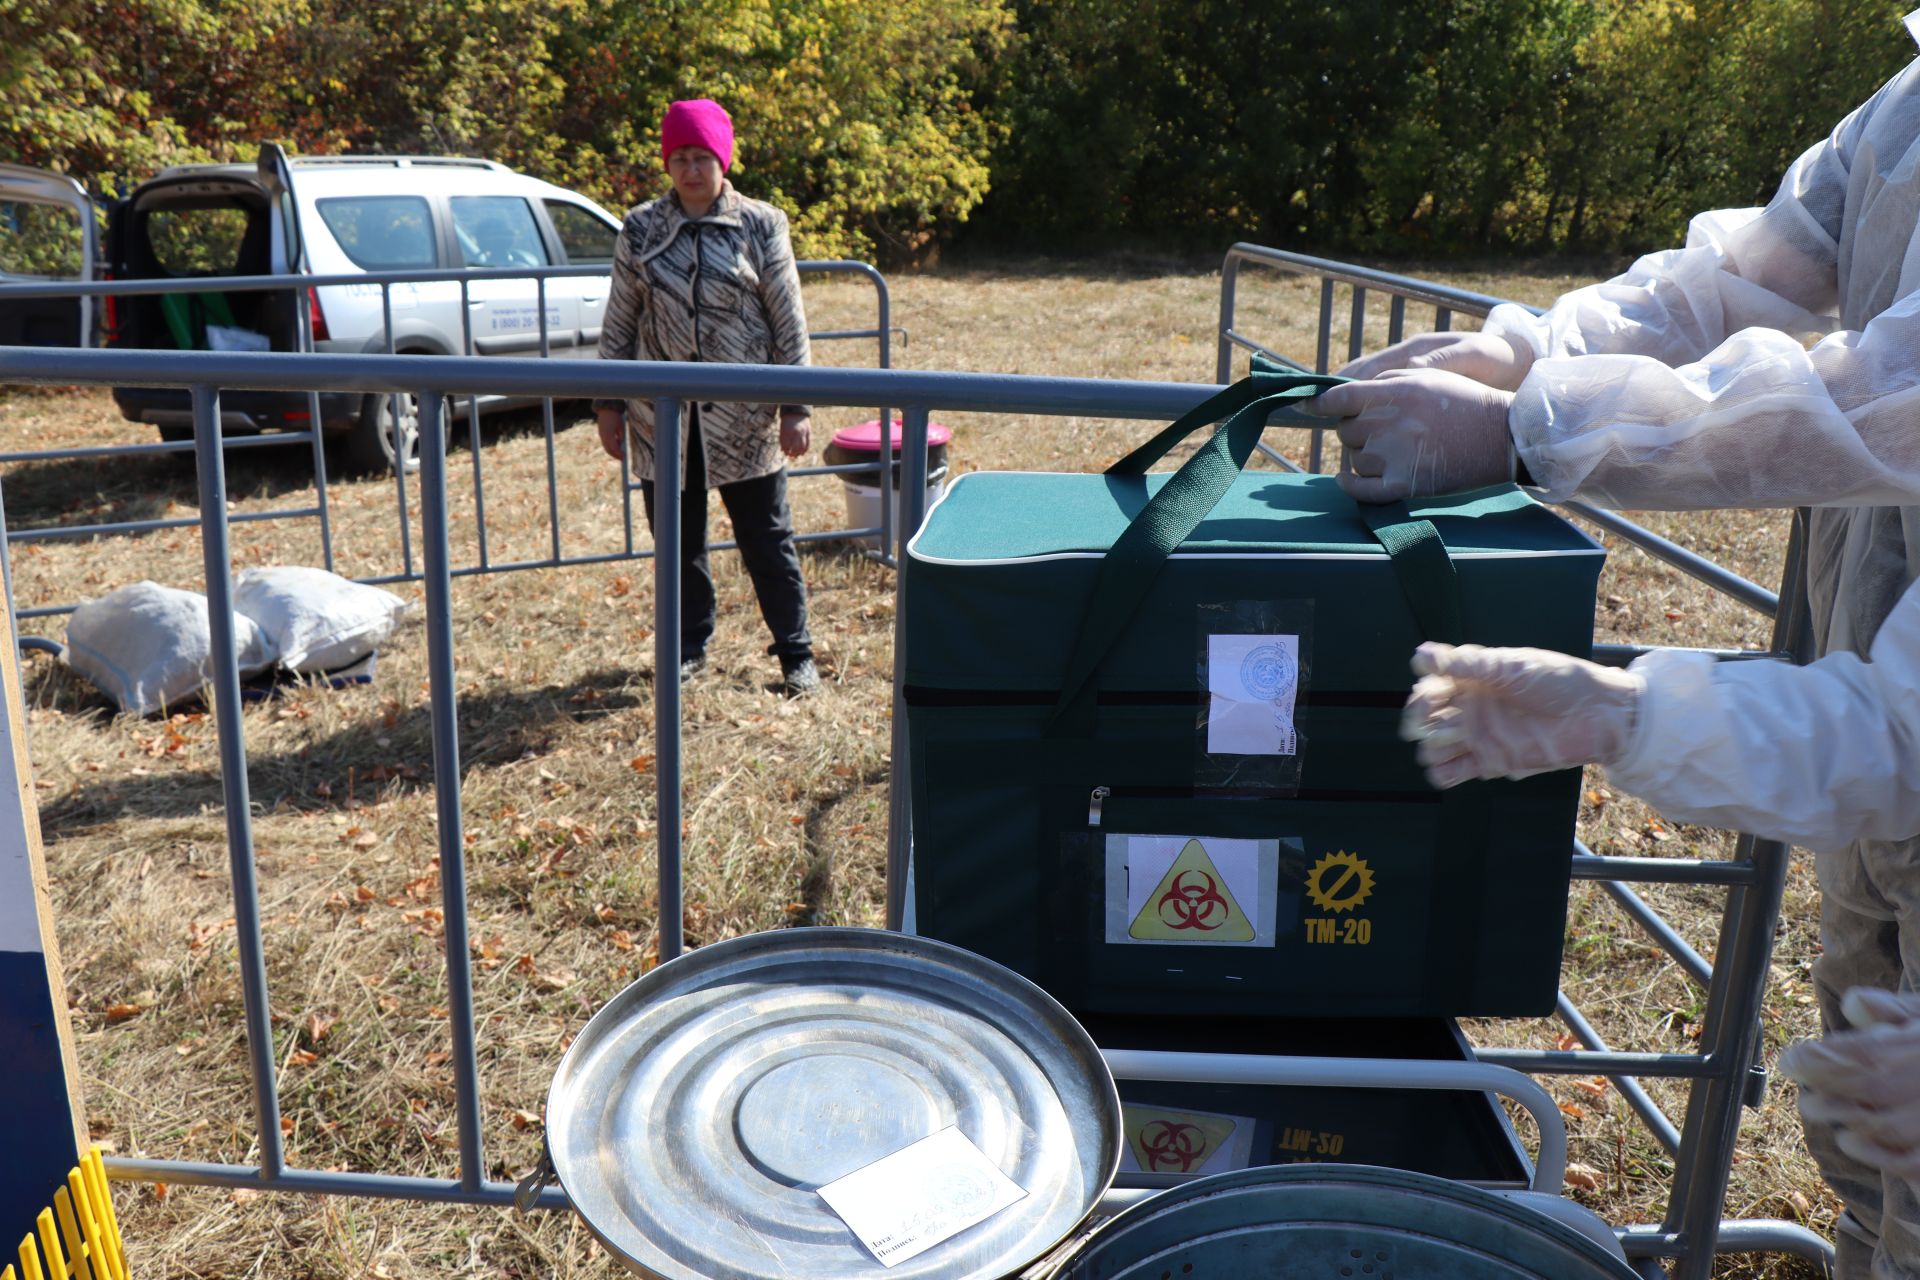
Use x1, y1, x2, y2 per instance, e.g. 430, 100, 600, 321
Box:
1104, 835, 1279, 947
1130, 840, 1254, 941
1117, 1104, 1257, 1177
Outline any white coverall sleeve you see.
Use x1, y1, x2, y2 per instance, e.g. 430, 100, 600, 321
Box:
1606, 579, 1920, 851
1480, 76, 1920, 511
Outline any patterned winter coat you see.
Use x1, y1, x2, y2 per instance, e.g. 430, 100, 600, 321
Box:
597, 182, 811, 489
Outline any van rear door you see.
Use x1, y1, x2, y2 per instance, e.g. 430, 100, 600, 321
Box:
0, 163, 100, 347
255, 143, 306, 274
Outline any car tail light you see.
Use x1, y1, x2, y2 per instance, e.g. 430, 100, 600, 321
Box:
101, 271, 119, 343
307, 288, 331, 342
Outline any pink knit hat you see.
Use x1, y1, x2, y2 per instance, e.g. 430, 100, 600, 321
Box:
660, 99, 734, 172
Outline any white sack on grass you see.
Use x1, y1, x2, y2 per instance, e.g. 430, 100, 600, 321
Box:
64, 581, 276, 715
234, 566, 412, 674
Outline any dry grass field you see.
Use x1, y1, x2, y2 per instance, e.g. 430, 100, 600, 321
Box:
1, 255, 1824, 1278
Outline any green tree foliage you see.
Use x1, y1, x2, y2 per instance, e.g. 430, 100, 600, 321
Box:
544, 0, 1013, 257
2, 0, 1913, 261
973, 0, 1915, 255
0, 0, 1011, 259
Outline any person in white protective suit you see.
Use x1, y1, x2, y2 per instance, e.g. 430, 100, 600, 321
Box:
1303, 16, 1920, 1277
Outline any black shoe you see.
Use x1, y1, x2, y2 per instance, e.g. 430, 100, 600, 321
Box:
679, 654, 707, 683
779, 655, 820, 696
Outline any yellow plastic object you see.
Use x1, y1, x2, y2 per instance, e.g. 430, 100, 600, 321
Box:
12, 1150, 123, 1280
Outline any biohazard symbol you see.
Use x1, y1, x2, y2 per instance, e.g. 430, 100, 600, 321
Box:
1139, 1121, 1208, 1172
1158, 870, 1229, 931
1122, 1105, 1242, 1175
1130, 840, 1254, 942
1305, 850, 1375, 914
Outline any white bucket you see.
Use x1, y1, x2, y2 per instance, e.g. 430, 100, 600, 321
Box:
840, 474, 946, 549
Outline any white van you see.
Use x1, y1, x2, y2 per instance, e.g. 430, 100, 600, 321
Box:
0, 145, 623, 470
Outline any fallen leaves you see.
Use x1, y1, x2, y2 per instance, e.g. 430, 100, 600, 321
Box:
138, 712, 205, 758
473, 935, 507, 970
103, 1002, 145, 1022
1564, 1162, 1603, 1191
186, 917, 236, 952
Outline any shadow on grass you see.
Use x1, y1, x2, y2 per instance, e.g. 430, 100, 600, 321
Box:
0, 403, 596, 538
1, 443, 320, 536
790, 762, 890, 926
34, 664, 645, 830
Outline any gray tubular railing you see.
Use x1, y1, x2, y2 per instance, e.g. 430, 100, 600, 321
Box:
0, 246, 1830, 1270
0, 259, 901, 622
1216, 242, 1828, 1277
0, 344, 1316, 1212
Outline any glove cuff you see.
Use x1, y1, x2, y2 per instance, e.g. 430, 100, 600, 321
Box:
1591, 664, 1647, 769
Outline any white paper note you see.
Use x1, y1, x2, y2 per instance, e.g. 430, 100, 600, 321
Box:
1206, 633, 1299, 755
817, 1126, 1028, 1268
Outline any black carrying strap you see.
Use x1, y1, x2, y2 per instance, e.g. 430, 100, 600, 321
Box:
1047, 358, 1343, 737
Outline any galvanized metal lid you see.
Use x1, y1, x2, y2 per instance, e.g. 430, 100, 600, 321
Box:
546, 928, 1121, 1280
1047, 1164, 1641, 1280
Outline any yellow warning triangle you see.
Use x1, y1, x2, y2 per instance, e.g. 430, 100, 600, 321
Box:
1129, 839, 1254, 941
1123, 1105, 1241, 1174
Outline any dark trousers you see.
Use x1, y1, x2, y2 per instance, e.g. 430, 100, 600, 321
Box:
640, 414, 812, 661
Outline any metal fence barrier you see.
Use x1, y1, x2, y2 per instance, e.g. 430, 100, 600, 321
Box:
1216, 241, 1827, 1279
0, 258, 906, 630
0, 242, 1835, 1278
0, 344, 1306, 1215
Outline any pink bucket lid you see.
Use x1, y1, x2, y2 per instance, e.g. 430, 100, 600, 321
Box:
830, 418, 953, 453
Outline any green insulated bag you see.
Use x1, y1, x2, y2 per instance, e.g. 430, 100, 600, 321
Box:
903, 360, 1605, 1018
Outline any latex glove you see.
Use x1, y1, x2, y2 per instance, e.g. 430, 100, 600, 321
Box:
1339, 331, 1535, 391
595, 405, 627, 461
1399, 641, 1643, 787
1304, 369, 1517, 504
1781, 989, 1920, 1181
780, 410, 812, 459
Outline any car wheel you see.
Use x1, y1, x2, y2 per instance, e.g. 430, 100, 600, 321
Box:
351, 390, 428, 474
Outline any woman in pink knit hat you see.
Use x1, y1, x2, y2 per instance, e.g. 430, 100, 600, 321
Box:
594, 98, 819, 695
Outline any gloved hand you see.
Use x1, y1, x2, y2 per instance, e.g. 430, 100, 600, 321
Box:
1303, 369, 1517, 504
1781, 989, 1920, 1181
1339, 330, 1536, 391
1399, 641, 1643, 787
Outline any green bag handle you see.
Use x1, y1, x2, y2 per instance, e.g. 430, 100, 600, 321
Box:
1357, 502, 1463, 644
1047, 357, 1345, 737
1356, 501, 1494, 1011
1106, 354, 1338, 476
